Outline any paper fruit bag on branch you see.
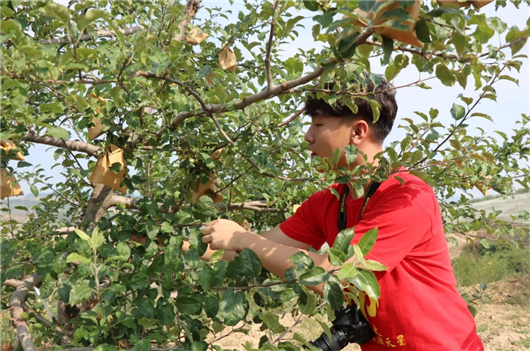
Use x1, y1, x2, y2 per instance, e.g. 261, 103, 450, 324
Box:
89, 144, 127, 194
192, 173, 224, 204
436, 0, 493, 9
186, 27, 209, 45
219, 46, 237, 73
88, 117, 105, 141
1, 169, 24, 199
0, 140, 25, 161
353, 0, 423, 48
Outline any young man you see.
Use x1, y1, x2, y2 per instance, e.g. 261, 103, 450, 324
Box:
200, 77, 484, 350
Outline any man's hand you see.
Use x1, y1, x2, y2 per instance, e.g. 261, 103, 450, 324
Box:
201, 219, 254, 251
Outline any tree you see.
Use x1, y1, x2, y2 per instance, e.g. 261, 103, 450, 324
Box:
1, 0, 529, 350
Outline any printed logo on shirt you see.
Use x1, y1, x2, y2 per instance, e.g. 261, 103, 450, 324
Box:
359, 290, 379, 318
372, 325, 406, 347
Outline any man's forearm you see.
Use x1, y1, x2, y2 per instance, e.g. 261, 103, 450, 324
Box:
241, 234, 330, 295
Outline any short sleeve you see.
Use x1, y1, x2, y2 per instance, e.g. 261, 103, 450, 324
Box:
280, 191, 327, 250
352, 179, 436, 271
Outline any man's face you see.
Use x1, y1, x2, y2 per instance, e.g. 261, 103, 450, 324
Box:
304, 116, 355, 169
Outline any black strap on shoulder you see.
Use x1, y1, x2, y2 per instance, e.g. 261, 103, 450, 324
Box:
337, 181, 381, 231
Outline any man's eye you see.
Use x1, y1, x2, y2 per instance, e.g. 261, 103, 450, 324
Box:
315, 124, 323, 127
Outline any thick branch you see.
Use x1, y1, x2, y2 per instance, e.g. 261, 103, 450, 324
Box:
265, 0, 281, 90
8, 274, 41, 351
173, 0, 202, 42
103, 195, 139, 210
38, 26, 144, 45
157, 28, 374, 134
21, 303, 73, 337
22, 134, 103, 158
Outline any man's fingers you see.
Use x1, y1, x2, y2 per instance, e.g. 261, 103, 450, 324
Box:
202, 226, 214, 235
202, 235, 212, 244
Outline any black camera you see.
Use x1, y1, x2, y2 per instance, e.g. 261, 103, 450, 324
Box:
310, 306, 375, 351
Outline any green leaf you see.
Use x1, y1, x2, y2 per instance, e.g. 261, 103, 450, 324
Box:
91, 227, 104, 249
74, 228, 92, 242
228, 248, 262, 278
450, 103, 465, 120
348, 269, 380, 300
204, 296, 219, 318
338, 262, 359, 280
131, 339, 151, 351
470, 112, 493, 122
198, 264, 216, 291
332, 147, 342, 166
176, 296, 201, 315
299, 267, 326, 286
363, 260, 387, 271
161, 221, 173, 234
156, 298, 176, 326
338, 32, 360, 59
66, 253, 91, 264
304, 0, 319, 11
323, 281, 344, 310
146, 220, 159, 240
40, 2, 71, 25
219, 290, 248, 326
328, 248, 346, 266
299, 288, 317, 314
382, 36, 394, 65
452, 31, 467, 56
357, 227, 378, 256
77, 9, 108, 32
369, 99, 381, 123
332, 228, 355, 254
46, 126, 70, 139
30, 185, 39, 197
414, 19, 431, 43
39, 103, 64, 114
344, 145, 358, 165
436, 64, 455, 86
258, 312, 286, 333
69, 280, 93, 305
289, 252, 314, 272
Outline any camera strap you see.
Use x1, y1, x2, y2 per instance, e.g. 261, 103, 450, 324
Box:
337, 181, 381, 231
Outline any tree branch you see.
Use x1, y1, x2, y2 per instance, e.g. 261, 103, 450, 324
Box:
8, 273, 41, 351
277, 106, 305, 127
265, 0, 280, 90
22, 134, 103, 158
38, 26, 144, 45
173, 0, 202, 42
159, 28, 374, 135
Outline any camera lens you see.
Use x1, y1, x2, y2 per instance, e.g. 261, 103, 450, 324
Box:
310, 328, 349, 351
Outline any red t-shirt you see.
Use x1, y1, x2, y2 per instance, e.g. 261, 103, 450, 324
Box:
280, 172, 483, 351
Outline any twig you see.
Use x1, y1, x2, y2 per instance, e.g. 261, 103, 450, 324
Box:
38, 26, 144, 45
265, 0, 281, 90
277, 107, 305, 127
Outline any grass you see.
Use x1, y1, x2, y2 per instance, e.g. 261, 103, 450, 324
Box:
452, 243, 530, 287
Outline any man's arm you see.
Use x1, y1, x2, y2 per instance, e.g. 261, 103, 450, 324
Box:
202, 220, 331, 295
183, 225, 312, 262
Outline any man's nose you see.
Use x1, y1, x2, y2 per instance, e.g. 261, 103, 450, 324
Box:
305, 126, 314, 144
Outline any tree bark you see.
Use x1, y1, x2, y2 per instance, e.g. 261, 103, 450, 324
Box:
173, 0, 202, 42
8, 274, 41, 351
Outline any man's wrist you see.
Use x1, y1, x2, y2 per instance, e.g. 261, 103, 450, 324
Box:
237, 230, 257, 252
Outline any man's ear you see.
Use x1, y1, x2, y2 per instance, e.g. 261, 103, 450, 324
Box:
350, 120, 370, 145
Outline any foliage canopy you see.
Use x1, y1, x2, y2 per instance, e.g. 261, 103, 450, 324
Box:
1, 0, 529, 350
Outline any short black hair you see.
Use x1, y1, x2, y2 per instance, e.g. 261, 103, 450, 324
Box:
305, 74, 398, 143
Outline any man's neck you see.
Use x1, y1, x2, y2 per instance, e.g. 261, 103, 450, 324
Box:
346, 146, 383, 200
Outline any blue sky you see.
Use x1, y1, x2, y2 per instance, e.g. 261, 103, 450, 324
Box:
9, 1, 529, 198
